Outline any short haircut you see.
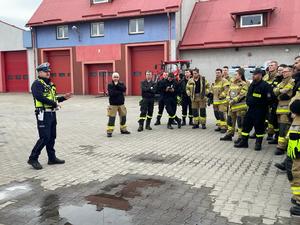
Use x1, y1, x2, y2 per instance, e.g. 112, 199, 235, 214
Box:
112, 72, 120, 78
269, 60, 278, 66
223, 66, 229, 69
193, 68, 199, 73
295, 56, 300, 60
145, 70, 152, 75
279, 64, 287, 68
216, 68, 223, 73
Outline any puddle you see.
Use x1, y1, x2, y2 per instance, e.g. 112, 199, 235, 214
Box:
130, 153, 182, 164
0, 184, 32, 203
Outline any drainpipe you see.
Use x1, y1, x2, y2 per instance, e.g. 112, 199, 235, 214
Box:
167, 12, 171, 60
31, 27, 37, 79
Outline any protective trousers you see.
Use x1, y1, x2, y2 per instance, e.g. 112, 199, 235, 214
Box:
226, 110, 246, 138
181, 95, 193, 120
156, 98, 165, 121
192, 96, 206, 125
139, 98, 154, 126
29, 112, 57, 161
107, 105, 127, 134
277, 114, 291, 151
267, 105, 279, 136
165, 97, 179, 125
241, 107, 266, 139
213, 104, 227, 131
290, 159, 300, 204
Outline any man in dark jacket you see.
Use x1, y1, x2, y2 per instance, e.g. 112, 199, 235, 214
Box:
161, 73, 182, 129
28, 62, 72, 170
235, 68, 272, 151
179, 69, 193, 125
154, 72, 168, 125
107, 72, 130, 137
138, 71, 156, 132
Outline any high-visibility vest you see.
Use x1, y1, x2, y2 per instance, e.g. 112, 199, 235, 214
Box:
34, 79, 57, 108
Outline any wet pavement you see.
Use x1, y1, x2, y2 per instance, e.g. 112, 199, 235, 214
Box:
0, 94, 299, 225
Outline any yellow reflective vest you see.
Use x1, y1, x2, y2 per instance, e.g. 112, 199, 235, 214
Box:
34, 79, 57, 108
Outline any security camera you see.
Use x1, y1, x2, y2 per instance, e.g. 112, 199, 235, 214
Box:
72, 25, 78, 30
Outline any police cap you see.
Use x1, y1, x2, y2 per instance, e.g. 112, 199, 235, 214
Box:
36, 62, 51, 72
250, 68, 264, 75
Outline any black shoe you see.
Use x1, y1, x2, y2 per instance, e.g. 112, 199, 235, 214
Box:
220, 129, 227, 134
181, 119, 186, 126
220, 134, 232, 141
189, 118, 193, 126
254, 137, 263, 151
290, 206, 300, 216
145, 125, 152, 130
27, 159, 43, 170
268, 139, 278, 145
274, 162, 286, 171
154, 120, 161, 126
266, 134, 273, 141
107, 133, 112, 138
215, 127, 221, 132
137, 125, 143, 132
275, 148, 285, 155
234, 137, 248, 148
201, 124, 206, 129
121, 130, 131, 134
48, 158, 65, 165
234, 138, 242, 144
167, 124, 174, 129
291, 198, 300, 206
177, 118, 182, 129
192, 125, 199, 129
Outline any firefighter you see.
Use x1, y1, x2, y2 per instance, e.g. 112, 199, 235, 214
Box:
138, 71, 156, 132
286, 94, 300, 216
160, 73, 182, 129
154, 72, 168, 125
186, 68, 210, 129
211, 68, 230, 133
179, 69, 193, 126
273, 66, 295, 155
222, 66, 231, 82
220, 68, 248, 142
28, 62, 72, 170
107, 72, 130, 137
267, 64, 285, 145
234, 68, 272, 151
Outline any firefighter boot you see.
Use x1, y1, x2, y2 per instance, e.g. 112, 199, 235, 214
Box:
274, 161, 286, 171
145, 119, 152, 130
220, 134, 233, 141
189, 117, 193, 126
175, 117, 182, 129
138, 120, 144, 132
234, 138, 242, 144
234, 136, 249, 148
268, 132, 279, 145
167, 118, 174, 130
290, 206, 300, 216
154, 117, 161, 126
181, 117, 186, 126
266, 133, 273, 141
254, 137, 263, 151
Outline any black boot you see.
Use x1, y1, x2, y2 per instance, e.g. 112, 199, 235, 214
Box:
138, 121, 144, 132
274, 161, 286, 171
201, 124, 206, 129
167, 119, 174, 129
175, 117, 182, 129
215, 127, 221, 132
234, 136, 248, 148
145, 119, 152, 130
189, 117, 193, 126
48, 158, 65, 165
290, 206, 300, 216
154, 117, 161, 125
274, 148, 285, 155
220, 134, 232, 141
249, 132, 256, 139
254, 137, 263, 151
268, 132, 279, 144
234, 138, 242, 144
27, 159, 43, 170
181, 117, 186, 126
266, 133, 273, 141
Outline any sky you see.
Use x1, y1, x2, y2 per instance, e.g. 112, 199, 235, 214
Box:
0, 0, 43, 29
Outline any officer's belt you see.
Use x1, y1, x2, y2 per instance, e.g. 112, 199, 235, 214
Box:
44, 108, 57, 112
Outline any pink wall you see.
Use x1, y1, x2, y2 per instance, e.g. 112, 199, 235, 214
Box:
76, 44, 121, 62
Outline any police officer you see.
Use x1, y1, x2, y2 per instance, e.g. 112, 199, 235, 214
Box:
211, 68, 230, 133
179, 69, 193, 126
220, 68, 248, 142
235, 68, 272, 151
273, 66, 295, 155
107, 72, 130, 137
138, 71, 156, 132
186, 68, 210, 129
28, 62, 72, 170
161, 72, 182, 129
154, 72, 168, 125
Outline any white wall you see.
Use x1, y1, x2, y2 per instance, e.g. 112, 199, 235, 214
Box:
180, 44, 300, 82
27, 49, 36, 90
0, 22, 25, 51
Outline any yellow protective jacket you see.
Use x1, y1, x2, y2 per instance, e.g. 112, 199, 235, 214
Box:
226, 79, 248, 112
263, 72, 277, 85
211, 78, 230, 105
186, 76, 210, 101
273, 77, 295, 115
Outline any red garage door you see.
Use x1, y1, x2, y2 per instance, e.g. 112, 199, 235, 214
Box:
87, 63, 113, 95
131, 45, 164, 95
46, 50, 71, 93
4, 51, 28, 92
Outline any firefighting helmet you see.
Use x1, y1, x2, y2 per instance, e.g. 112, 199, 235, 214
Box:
36, 62, 51, 72
290, 99, 300, 115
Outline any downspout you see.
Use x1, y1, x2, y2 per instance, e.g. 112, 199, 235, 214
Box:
31, 27, 37, 79
167, 12, 171, 60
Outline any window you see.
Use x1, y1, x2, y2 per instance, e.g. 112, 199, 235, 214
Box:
57, 25, 69, 39
240, 14, 263, 28
129, 18, 144, 34
91, 22, 104, 37
93, 0, 109, 3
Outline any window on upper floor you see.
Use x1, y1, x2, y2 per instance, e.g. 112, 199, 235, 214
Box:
91, 22, 104, 37
240, 14, 263, 28
92, 0, 110, 4
129, 18, 144, 35
57, 25, 69, 39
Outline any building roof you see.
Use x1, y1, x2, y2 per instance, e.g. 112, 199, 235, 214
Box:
27, 0, 181, 27
180, 0, 300, 50
0, 20, 25, 31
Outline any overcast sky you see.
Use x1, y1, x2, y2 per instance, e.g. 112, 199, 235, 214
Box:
0, 0, 42, 29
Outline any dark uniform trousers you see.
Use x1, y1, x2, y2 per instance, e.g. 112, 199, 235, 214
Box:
181, 95, 193, 119
139, 98, 154, 124
29, 111, 57, 161
241, 107, 267, 138
156, 97, 165, 120
165, 97, 178, 124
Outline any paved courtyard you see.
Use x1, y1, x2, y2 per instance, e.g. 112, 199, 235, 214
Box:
0, 94, 298, 225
